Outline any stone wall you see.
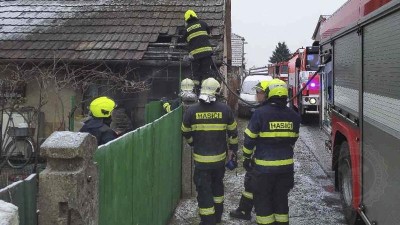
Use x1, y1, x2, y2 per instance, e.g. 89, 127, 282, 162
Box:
38, 131, 98, 225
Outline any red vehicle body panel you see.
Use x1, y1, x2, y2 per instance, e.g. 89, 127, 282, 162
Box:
320, 0, 392, 39
322, 0, 391, 215
331, 114, 361, 209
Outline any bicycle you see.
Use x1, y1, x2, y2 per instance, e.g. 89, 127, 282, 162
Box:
3, 126, 35, 169
0, 107, 36, 169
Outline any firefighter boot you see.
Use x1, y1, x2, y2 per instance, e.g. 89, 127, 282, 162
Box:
229, 208, 251, 220
229, 193, 253, 220
214, 203, 223, 223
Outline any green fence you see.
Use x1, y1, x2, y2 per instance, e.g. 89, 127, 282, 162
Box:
145, 101, 164, 124
95, 105, 182, 225
0, 174, 37, 225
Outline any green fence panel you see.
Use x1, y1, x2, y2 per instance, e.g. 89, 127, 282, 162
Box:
96, 106, 182, 225
145, 101, 164, 124
0, 174, 37, 225
151, 107, 182, 224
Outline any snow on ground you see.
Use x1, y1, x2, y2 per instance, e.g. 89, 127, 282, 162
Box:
169, 118, 347, 225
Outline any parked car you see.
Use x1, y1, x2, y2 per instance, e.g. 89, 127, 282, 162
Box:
238, 75, 273, 117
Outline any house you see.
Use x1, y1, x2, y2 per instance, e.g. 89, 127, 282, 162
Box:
312, 15, 330, 42
0, 0, 230, 139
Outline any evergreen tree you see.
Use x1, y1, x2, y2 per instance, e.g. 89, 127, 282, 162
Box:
269, 42, 291, 63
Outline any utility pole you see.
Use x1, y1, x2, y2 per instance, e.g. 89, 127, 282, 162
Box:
225, 0, 237, 109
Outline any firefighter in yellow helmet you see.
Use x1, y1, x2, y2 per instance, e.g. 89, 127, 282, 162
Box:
181, 78, 238, 225
239, 79, 300, 225
183, 10, 213, 90
229, 80, 272, 221
80, 96, 117, 145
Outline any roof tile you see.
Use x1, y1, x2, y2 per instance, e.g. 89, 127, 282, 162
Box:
0, 0, 224, 61
137, 43, 148, 51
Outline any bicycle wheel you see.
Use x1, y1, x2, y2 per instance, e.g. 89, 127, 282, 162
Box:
4, 138, 34, 169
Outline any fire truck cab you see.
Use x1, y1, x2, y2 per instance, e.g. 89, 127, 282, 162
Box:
319, 0, 400, 224
287, 46, 320, 118
267, 62, 289, 82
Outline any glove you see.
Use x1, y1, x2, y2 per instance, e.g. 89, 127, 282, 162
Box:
243, 157, 253, 172
226, 151, 238, 170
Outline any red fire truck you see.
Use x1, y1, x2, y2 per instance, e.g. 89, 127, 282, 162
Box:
267, 62, 289, 82
287, 45, 320, 119
319, 0, 399, 224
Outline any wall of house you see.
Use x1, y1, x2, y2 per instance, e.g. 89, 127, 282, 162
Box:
125, 65, 189, 128
0, 68, 82, 140
24, 81, 82, 137
0, 61, 195, 139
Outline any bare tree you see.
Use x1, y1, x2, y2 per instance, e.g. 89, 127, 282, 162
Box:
0, 60, 149, 131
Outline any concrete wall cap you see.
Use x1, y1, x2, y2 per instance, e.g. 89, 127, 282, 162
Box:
0, 200, 19, 225
41, 131, 97, 159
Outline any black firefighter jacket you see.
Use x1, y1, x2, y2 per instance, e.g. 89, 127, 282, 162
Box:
243, 101, 301, 174
80, 117, 117, 146
182, 101, 238, 169
184, 18, 213, 60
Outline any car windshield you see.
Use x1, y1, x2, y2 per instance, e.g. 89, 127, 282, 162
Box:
241, 81, 259, 94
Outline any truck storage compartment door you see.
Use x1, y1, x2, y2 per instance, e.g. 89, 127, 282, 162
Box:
333, 31, 361, 117
362, 9, 400, 224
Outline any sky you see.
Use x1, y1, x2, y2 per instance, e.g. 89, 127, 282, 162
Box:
231, 0, 348, 69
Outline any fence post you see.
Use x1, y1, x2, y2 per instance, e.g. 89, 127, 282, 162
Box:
38, 131, 98, 225
181, 101, 197, 198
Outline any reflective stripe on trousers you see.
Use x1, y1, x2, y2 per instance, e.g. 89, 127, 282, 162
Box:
193, 152, 226, 163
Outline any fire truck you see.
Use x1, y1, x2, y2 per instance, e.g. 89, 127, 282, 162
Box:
287, 45, 320, 118
319, 0, 399, 224
267, 62, 289, 81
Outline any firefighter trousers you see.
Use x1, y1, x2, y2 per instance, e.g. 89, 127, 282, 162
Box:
193, 166, 225, 225
254, 172, 294, 225
237, 170, 256, 213
191, 56, 213, 87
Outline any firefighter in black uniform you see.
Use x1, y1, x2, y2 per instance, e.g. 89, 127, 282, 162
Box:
183, 10, 214, 90
181, 78, 238, 225
161, 78, 197, 113
229, 155, 256, 221
242, 79, 301, 225
80, 96, 118, 146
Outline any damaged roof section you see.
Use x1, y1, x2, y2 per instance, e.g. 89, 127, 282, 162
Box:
0, 0, 225, 61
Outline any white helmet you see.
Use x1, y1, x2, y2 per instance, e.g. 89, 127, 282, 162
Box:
199, 78, 220, 103
180, 78, 197, 102
181, 78, 195, 91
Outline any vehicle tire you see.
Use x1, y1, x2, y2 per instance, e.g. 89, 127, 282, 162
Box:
4, 138, 34, 169
338, 141, 357, 225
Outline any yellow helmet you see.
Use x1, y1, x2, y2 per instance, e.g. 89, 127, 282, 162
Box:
200, 78, 221, 97
184, 10, 198, 21
181, 78, 195, 91
254, 80, 270, 92
89, 96, 116, 118
263, 79, 288, 99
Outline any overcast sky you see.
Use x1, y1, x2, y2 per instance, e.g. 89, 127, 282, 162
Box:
231, 0, 348, 68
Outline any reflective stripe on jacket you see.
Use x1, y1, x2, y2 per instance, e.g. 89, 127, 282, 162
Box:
243, 101, 301, 173
184, 18, 212, 60
182, 101, 238, 169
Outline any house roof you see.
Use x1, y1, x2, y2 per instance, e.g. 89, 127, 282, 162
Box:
312, 15, 330, 41
0, 0, 224, 62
